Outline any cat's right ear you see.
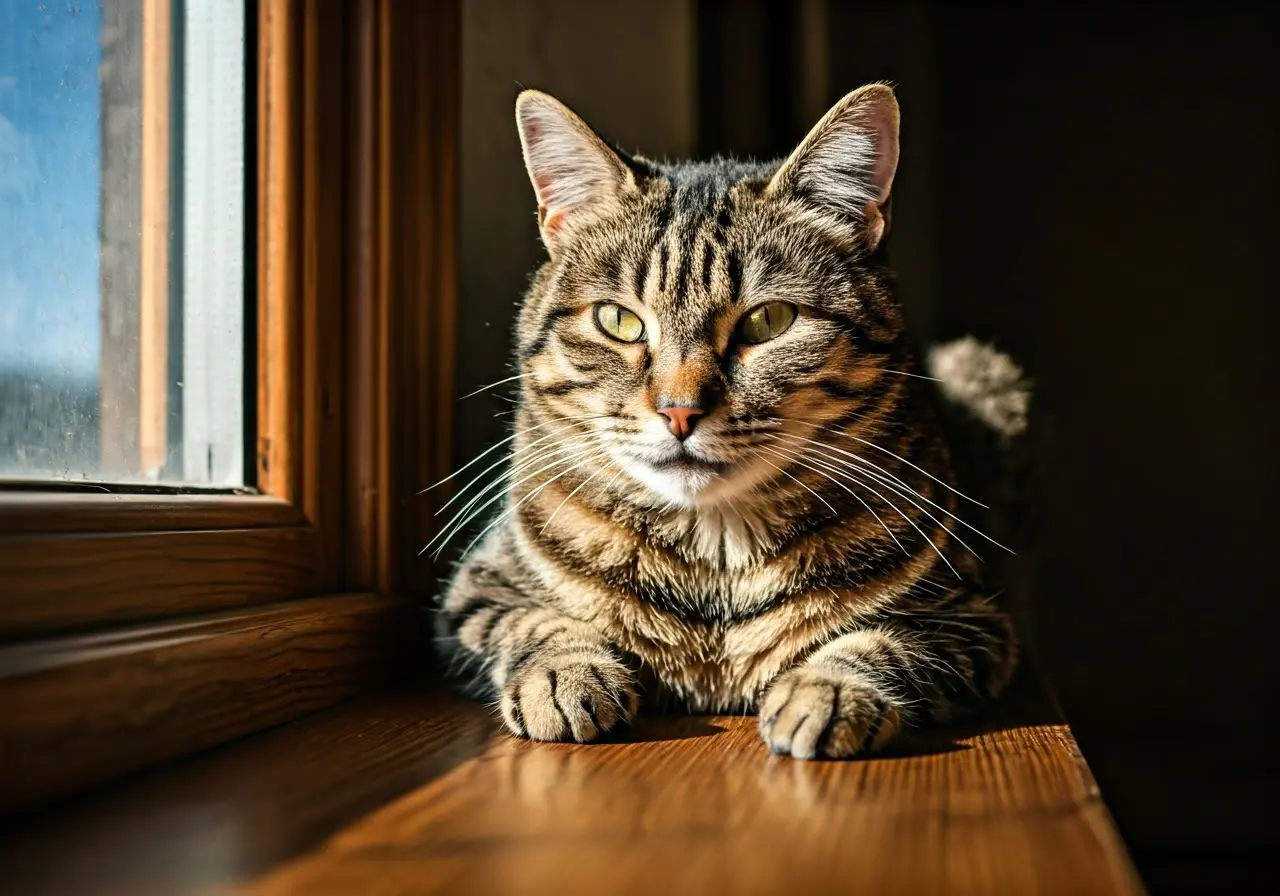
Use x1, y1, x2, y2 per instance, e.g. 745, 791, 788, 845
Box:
766, 83, 900, 252
515, 90, 636, 256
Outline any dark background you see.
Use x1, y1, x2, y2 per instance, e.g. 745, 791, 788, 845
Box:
457, 2, 1280, 890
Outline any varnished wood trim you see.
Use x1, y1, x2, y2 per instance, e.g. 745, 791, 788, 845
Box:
0, 526, 322, 639
256, 0, 347, 587
346, 0, 389, 593
257, 0, 301, 503
299, 0, 348, 583
346, 0, 459, 596
0, 493, 301, 535
0, 593, 403, 815
402, 0, 460, 593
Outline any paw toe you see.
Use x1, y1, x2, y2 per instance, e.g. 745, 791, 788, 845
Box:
503, 652, 635, 743
758, 668, 900, 760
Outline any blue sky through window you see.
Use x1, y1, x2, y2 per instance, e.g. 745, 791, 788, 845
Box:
0, 0, 102, 383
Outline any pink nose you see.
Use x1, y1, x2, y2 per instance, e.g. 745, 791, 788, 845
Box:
657, 405, 705, 441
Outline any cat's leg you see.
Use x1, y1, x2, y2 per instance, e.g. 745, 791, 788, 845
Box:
443, 554, 637, 744
757, 587, 1018, 759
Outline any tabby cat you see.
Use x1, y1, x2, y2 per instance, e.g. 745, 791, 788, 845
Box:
436, 83, 1029, 759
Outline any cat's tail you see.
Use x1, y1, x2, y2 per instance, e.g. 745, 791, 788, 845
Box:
924, 336, 1038, 642
926, 335, 1031, 447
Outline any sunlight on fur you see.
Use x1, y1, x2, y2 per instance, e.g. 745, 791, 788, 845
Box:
433, 83, 1029, 761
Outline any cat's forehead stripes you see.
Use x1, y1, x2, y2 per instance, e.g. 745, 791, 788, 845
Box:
620, 161, 770, 310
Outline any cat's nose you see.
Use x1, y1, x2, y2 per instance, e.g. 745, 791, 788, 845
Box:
657, 405, 705, 441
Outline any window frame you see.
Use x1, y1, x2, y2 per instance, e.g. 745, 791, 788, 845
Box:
0, 0, 459, 814
1, 0, 340, 633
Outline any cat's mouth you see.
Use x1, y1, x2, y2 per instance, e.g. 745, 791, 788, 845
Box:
647, 452, 732, 475
616, 446, 746, 506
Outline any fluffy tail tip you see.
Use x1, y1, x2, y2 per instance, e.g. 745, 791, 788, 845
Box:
925, 336, 1031, 442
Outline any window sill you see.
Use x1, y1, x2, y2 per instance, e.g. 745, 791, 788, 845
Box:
0, 592, 407, 814
0, 674, 1142, 894
0, 492, 296, 535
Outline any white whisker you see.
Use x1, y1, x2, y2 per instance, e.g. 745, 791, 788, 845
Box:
540, 456, 618, 535
454, 449, 613, 560
789, 445, 971, 574
459, 371, 531, 399
757, 442, 907, 557
425, 435, 601, 554
778, 432, 1013, 555
435, 425, 599, 517
766, 439, 961, 579
750, 449, 837, 516
794, 414, 988, 508
417, 414, 607, 495
877, 368, 941, 382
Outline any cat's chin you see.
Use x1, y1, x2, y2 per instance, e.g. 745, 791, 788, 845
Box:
619, 455, 775, 510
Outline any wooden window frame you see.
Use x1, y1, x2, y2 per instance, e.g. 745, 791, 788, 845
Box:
0, 0, 458, 815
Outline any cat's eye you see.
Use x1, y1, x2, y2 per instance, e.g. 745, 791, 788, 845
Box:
738, 302, 797, 345
594, 302, 646, 343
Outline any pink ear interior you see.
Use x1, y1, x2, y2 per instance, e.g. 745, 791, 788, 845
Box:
515, 91, 630, 248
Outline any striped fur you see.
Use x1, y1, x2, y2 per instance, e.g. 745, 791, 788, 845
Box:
438, 84, 1024, 759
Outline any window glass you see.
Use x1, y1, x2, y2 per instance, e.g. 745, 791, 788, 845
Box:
0, 0, 246, 486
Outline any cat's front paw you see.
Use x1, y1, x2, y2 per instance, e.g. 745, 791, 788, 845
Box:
758, 666, 902, 760
500, 650, 638, 743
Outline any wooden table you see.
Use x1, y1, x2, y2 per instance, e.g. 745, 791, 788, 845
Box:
0, 677, 1142, 895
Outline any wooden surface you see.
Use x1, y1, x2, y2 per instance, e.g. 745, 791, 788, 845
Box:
0, 526, 321, 637
345, 0, 459, 596
0, 593, 400, 814
0, 681, 1143, 895
297, 0, 349, 586
256, 0, 350, 588
257, 0, 301, 505
345, 0, 392, 591
0, 493, 300, 535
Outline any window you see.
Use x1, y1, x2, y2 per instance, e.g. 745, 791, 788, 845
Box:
0, 0, 246, 486
0, 0, 459, 816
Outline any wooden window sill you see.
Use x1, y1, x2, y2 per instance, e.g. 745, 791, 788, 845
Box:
0, 674, 1142, 894
0, 593, 405, 813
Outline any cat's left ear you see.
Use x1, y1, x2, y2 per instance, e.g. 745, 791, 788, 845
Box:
767, 83, 900, 251
515, 89, 637, 256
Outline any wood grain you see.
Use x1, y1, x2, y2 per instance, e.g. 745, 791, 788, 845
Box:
0, 526, 321, 638
0, 492, 301, 535
0, 693, 490, 895
346, 0, 459, 596
255, 0, 347, 587
298, 0, 348, 586
0, 681, 1142, 895
346, 0, 392, 593
0, 593, 401, 814
393, 0, 459, 598
257, 0, 301, 505
252, 691, 1144, 895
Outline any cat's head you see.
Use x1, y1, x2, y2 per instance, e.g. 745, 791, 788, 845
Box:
513, 84, 906, 509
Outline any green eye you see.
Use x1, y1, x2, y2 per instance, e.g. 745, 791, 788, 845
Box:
594, 303, 646, 343
738, 302, 797, 344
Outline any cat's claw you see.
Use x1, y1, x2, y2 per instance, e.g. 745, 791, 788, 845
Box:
500, 653, 637, 743
758, 666, 902, 760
